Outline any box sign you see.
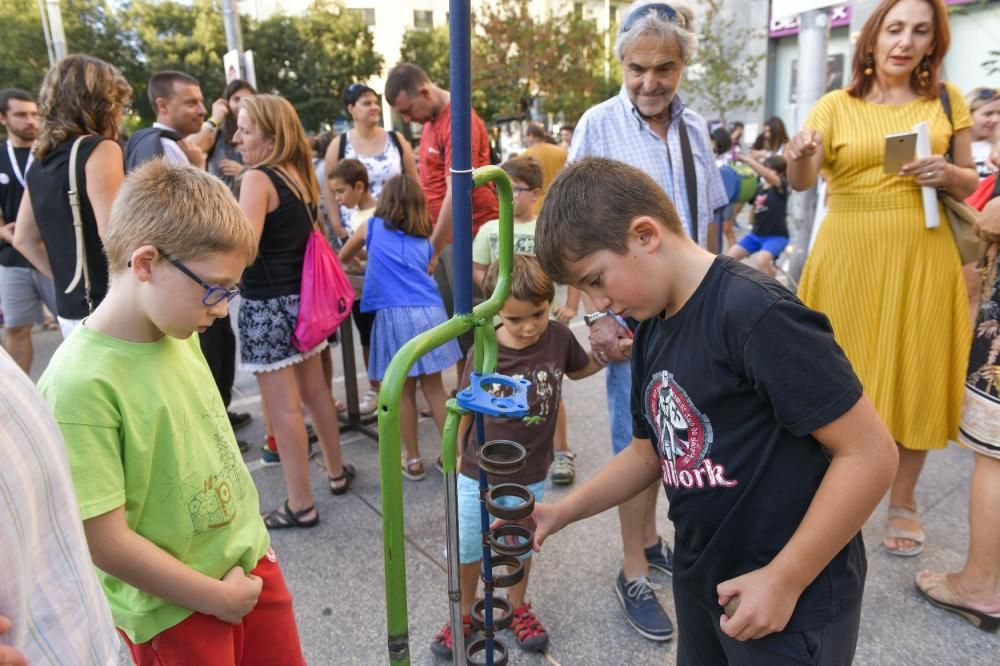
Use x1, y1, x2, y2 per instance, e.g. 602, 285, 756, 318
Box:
771, 0, 840, 22
770, 4, 848, 38
770, 0, 982, 38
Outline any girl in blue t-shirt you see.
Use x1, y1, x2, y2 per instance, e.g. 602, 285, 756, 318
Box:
340, 175, 462, 480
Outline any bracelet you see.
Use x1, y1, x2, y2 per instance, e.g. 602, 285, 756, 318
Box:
203, 118, 218, 130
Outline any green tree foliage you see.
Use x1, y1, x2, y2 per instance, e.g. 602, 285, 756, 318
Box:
682, 0, 765, 124
248, 0, 383, 130
0, 0, 132, 98
399, 25, 451, 91
0, 0, 381, 130
122, 0, 229, 121
0, 0, 50, 95
471, 0, 608, 123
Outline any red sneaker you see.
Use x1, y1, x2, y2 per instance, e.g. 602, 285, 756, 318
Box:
511, 602, 549, 652
429, 615, 473, 659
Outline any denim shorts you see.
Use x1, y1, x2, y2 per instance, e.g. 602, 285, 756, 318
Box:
457, 474, 545, 564
606, 360, 633, 455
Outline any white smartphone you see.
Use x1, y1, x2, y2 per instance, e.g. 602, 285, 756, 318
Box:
884, 131, 917, 174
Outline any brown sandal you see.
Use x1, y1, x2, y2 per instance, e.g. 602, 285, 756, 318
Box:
916, 570, 1000, 631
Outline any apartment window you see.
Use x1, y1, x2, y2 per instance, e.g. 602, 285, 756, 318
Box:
413, 10, 433, 29
609, 4, 618, 24
574, 3, 584, 19
350, 7, 376, 28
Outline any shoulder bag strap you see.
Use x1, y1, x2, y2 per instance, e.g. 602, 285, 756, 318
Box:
677, 118, 699, 243
388, 130, 403, 156
270, 165, 320, 232
64, 135, 94, 312
939, 83, 954, 162
337, 132, 348, 160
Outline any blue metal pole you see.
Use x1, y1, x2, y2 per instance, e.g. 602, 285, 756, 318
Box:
449, 0, 473, 315
475, 413, 496, 666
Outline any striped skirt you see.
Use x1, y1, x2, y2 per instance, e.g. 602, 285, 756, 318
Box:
798, 198, 971, 451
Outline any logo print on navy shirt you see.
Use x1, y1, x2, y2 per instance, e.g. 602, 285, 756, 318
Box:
644, 371, 737, 491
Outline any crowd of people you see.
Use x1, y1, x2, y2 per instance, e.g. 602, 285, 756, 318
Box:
1, 0, 999, 664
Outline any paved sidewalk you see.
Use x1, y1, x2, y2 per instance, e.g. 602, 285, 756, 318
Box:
26, 324, 998, 665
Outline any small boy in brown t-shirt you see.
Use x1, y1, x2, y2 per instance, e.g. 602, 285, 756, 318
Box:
429, 255, 602, 660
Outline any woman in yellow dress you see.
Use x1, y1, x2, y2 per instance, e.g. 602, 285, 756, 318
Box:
788, 0, 979, 557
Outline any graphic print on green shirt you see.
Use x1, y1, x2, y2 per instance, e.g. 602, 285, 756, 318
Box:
39, 327, 269, 643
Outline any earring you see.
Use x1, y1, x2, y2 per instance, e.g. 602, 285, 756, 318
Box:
918, 55, 931, 81
864, 54, 874, 77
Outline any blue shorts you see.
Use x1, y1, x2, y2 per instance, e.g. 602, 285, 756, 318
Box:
606, 360, 633, 455
737, 233, 788, 258
457, 474, 545, 564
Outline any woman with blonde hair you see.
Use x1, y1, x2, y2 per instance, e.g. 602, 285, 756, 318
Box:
967, 88, 1000, 177
14, 54, 131, 335
788, 0, 978, 557
234, 94, 353, 528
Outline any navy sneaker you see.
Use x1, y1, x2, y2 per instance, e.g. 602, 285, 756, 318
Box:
260, 445, 281, 466
645, 539, 674, 576
615, 571, 673, 641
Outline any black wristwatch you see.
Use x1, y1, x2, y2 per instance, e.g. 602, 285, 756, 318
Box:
584, 311, 610, 327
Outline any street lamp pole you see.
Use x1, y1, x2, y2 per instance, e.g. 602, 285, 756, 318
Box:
44, 0, 67, 61
221, 0, 244, 54
787, 9, 829, 280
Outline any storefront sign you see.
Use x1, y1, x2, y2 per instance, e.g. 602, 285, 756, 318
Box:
770, 4, 849, 38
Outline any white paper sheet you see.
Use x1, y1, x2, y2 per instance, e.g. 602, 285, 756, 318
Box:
913, 121, 939, 229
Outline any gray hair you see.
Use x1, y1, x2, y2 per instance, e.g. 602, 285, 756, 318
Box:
614, 1, 699, 63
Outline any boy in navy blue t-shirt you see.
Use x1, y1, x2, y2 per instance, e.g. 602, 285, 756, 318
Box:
524, 158, 899, 665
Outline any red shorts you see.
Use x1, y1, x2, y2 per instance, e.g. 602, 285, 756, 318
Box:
120, 547, 306, 666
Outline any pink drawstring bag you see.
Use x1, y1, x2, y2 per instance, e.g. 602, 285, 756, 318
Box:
269, 167, 355, 353
292, 229, 355, 353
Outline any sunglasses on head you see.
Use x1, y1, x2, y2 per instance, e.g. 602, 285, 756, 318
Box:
975, 88, 999, 103
344, 83, 371, 106
621, 2, 687, 32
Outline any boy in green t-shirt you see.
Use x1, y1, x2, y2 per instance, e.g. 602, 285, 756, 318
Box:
39, 160, 306, 664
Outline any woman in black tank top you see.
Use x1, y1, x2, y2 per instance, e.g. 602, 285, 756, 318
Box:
14, 55, 131, 326
234, 94, 353, 528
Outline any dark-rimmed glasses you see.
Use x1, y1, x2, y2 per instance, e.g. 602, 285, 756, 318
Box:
160, 251, 241, 306
621, 3, 686, 32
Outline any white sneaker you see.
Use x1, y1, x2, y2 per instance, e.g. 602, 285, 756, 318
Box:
359, 388, 379, 415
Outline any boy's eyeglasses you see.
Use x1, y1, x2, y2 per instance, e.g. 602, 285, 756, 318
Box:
160, 251, 241, 306
512, 187, 533, 194
621, 2, 687, 32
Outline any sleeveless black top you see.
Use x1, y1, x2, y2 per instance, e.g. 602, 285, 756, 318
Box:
27, 136, 114, 319
240, 166, 313, 300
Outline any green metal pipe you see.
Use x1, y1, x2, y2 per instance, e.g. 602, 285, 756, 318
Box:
378, 165, 514, 664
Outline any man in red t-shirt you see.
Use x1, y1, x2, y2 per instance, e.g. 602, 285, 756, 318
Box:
386, 63, 499, 372
385, 63, 498, 262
